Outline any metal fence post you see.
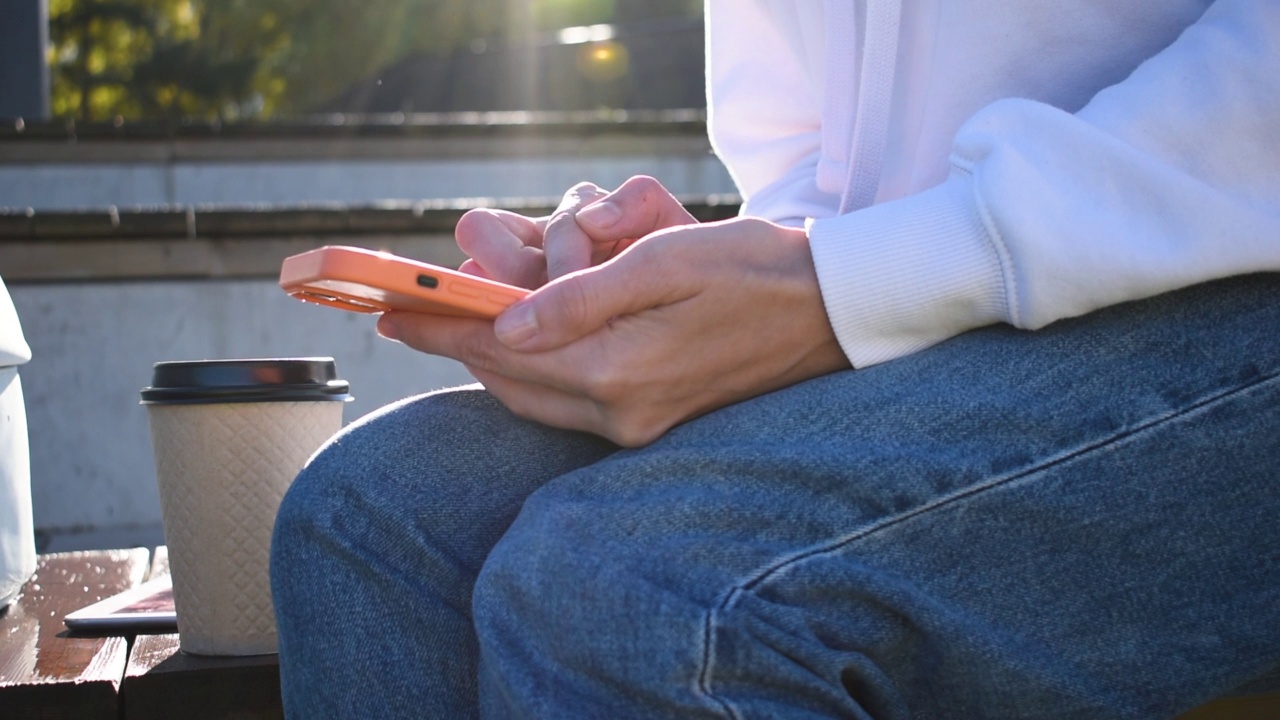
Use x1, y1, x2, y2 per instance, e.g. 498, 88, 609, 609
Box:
0, 0, 51, 121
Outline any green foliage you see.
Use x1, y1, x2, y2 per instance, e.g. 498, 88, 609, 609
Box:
48, 0, 703, 121
50, 0, 279, 119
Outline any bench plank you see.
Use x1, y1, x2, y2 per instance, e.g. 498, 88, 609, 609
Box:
122, 634, 283, 720
1177, 692, 1280, 720
0, 549, 149, 720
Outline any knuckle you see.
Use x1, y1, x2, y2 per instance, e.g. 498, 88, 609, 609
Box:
455, 208, 495, 235
613, 175, 694, 229
619, 175, 667, 203
561, 182, 605, 208
606, 413, 663, 448
544, 210, 578, 234
542, 213, 586, 270
568, 180, 603, 195
454, 209, 498, 251
621, 175, 662, 193
579, 363, 623, 401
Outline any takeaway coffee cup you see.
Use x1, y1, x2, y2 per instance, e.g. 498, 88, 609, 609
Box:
141, 358, 350, 656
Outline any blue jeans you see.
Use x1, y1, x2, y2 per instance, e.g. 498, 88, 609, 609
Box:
270, 274, 1280, 719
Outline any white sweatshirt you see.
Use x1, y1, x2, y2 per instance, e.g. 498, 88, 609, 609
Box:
706, 0, 1280, 367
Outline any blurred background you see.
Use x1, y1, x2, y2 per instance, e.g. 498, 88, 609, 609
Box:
0, 0, 738, 551
34, 0, 705, 120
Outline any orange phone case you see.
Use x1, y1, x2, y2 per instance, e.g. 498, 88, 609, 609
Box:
279, 246, 529, 319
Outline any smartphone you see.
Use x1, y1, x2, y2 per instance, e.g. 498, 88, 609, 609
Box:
280, 245, 529, 319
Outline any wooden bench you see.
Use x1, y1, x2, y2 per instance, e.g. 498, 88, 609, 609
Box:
0, 549, 1276, 718
0, 549, 281, 720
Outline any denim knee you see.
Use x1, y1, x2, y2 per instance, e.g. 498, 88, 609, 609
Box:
272, 394, 459, 580
269, 400, 425, 590
470, 499, 721, 717
270, 439, 360, 594
471, 511, 594, 668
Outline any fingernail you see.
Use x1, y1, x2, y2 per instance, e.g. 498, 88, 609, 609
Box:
376, 314, 399, 340
495, 302, 538, 348
576, 201, 621, 229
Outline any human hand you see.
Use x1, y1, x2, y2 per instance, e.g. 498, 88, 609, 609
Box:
454, 176, 696, 289
378, 216, 850, 447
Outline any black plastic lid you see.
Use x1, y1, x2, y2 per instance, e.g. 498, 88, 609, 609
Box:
140, 357, 352, 405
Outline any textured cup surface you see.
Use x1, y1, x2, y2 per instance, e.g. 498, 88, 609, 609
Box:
147, 400, 342, 655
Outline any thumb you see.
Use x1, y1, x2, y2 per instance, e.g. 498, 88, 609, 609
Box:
493, 248, 688, 352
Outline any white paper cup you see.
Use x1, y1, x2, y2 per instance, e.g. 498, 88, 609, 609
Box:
142, 358, 349, 656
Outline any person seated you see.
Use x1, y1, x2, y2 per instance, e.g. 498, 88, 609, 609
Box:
270, 1, 1280, 717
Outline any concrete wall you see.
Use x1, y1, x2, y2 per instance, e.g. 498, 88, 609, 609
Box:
0, 155, 734, 209
10, 278, 476, 550
0, 130, 736, 210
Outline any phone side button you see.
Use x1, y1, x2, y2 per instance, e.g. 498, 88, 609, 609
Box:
449, 281, 482, 298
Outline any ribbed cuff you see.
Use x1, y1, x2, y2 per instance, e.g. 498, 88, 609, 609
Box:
807, 173, 1012, 367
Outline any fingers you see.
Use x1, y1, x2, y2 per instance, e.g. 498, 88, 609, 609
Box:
455, 178, 690, 290
455, 209, 546, 288
470, 366, 673, 447
377, 310, 601, 436
465, 366, 610, 438
542, 182, 609, 280
376, 311, 580, 394
494, 232, 696, 352
573, 175, 698, 245
454, 181, 605, 288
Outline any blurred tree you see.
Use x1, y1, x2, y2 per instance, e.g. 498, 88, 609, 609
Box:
49, 0, 276, 119
47, 0, 703, 121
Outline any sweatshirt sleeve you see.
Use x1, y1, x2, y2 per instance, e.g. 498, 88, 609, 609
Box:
809, 0, 1280, 368
704, 0, 841, 227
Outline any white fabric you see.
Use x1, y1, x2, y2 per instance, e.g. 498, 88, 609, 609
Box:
0, 368, 33, 608
838, 0, 901, 213
0, 278, 33, 607
0, 277, 31, 368
706, 0, 1280, 367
